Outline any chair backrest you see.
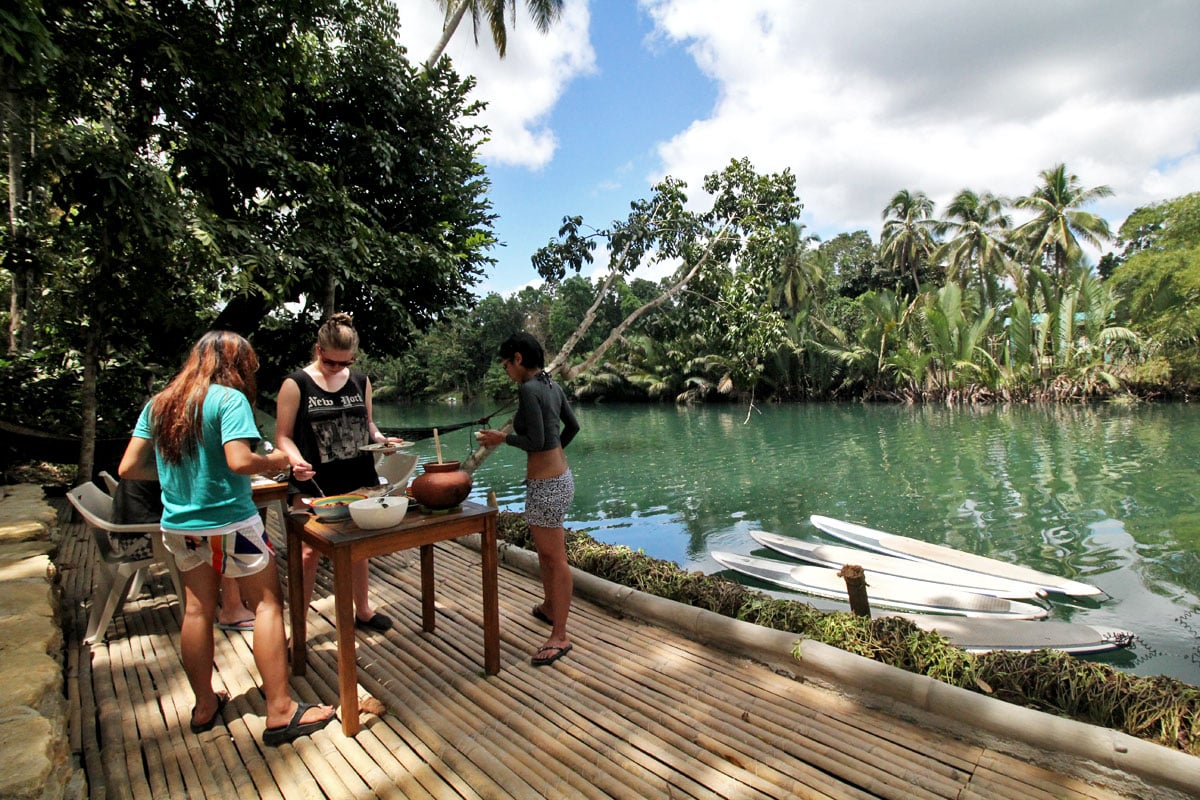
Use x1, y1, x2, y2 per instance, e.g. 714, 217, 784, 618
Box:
377, 452, 419, 488
68, 482, 119, 560
98, 470, 119, 494
68, 482, 115, 529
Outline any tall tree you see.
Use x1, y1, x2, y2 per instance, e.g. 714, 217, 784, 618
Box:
1107, 193, 1200, 379
766, 222, 826, 312
1013, 163, 1113, 304
2, 0, 57, 352
821, 230, 880, 298
934, 189, 1012, 308
426, 0, 565, 69
464, 158, 801, 471
880, 189, 938, 295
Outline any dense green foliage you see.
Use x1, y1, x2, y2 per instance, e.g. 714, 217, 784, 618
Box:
386, 174, 1198, 408
1, 0, 494, 466
496, 512, 1200, 755
4, 1, 1200, 485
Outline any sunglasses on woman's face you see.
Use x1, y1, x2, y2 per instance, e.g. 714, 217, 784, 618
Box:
318, 347, 354, 368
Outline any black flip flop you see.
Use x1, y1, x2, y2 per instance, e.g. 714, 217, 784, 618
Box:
531, 643, 573, 667
530, 605, 553, 625
354, 613, 393, 632
262, 702, 336, 747
189, 690, 229, 734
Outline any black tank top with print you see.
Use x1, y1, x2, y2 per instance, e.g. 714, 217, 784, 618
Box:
286, 369, 378, 496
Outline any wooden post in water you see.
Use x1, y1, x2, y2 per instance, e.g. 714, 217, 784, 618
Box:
838, 564, 871, 618
487, 490, 498, 508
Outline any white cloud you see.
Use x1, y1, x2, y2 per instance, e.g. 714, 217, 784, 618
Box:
641, 0, 1200, 242
392, 0, 595, 168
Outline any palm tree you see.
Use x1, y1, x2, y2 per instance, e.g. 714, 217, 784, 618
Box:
426, 0, 565, 69
1013, 164, 1113, 304
767, 222, 826, 312
934, 189, 1013, 309
880, 189, 938, 295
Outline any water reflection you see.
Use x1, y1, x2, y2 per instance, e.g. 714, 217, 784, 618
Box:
378, 400, 1200, 685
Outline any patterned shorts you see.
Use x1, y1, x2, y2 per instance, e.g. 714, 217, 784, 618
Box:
163, 515, 275, 578
525, 469, 574, 528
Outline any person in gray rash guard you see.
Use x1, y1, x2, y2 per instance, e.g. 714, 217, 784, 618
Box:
477, 332, 580, 666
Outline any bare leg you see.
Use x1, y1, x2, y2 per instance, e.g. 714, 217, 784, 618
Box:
352, 558, 375, 621
531, 524, 572, 651
216, 576, 254, 626
179, 564, 221, 721
236, 558, 333, 729
300, 541, 321, 613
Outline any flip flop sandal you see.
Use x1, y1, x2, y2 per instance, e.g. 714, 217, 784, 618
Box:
262, 702, 336, 747
216, 618, 255, 632
354, 613, 393, 632
189, 691, 229, 734
531, 643, 573, 667
530, 605, 553, 625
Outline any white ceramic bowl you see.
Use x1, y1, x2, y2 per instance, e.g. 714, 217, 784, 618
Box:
349, 495, 409, 529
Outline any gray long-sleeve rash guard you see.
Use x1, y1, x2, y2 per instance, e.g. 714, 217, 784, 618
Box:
505, 373, 580, 452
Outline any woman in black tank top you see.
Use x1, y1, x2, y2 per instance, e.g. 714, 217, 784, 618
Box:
275, 313, 406, 632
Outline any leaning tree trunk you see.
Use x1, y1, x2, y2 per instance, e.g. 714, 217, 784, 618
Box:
425, 0, 472, 70
461, 218, 736, 476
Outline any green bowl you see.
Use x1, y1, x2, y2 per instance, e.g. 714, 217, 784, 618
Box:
310, 494, 366, 521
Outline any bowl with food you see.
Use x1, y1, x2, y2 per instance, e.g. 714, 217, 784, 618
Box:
309, 494, 367, 521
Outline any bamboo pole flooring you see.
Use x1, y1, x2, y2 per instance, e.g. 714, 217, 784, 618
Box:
55, 504, 1143, 800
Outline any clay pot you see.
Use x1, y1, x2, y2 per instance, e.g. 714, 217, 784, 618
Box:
409, 460, 472, 510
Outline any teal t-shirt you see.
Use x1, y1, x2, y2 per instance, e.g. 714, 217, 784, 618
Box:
133, 384, 261, 531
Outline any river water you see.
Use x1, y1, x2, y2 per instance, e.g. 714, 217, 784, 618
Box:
377, 400, 1200, 686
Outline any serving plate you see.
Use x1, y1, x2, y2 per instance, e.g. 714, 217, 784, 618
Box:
359, 442, 409, 454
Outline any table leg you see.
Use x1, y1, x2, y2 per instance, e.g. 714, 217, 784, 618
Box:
285, 514, 306, 676
420, 544, 435, 633
331, 547, 360, 736
481, 514, 500, 675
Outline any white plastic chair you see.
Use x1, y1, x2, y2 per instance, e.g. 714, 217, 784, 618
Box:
98, 470, 119, 494
377, 452, 418, 490
67, 482, 183, 643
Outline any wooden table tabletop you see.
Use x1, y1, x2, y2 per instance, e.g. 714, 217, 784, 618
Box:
284, 500, 500, 736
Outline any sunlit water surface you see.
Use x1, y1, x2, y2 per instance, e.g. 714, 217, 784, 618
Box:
377, 401, 1200, 685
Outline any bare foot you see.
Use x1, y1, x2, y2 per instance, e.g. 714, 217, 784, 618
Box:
265, 702, 335, 731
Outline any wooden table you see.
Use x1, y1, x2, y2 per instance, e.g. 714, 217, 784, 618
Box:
251, 478, 289, 519
284, 501, 500, 736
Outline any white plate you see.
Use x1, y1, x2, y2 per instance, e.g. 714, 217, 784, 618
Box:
359, 442, 408, 454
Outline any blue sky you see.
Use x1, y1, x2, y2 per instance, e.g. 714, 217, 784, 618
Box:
395, 0, 1200, 296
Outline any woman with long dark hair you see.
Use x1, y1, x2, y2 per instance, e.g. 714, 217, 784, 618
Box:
120, 330, 335, 746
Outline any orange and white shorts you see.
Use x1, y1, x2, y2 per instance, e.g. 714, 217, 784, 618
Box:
163, 514, 274, 577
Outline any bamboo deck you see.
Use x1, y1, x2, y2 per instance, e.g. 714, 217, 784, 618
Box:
56, 506, 1141, 800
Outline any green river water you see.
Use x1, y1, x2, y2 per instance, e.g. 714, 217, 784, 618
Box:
376, 400, 1200, 686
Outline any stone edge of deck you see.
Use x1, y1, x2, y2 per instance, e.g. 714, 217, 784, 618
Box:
478, 534, 1200, 800
0, 485, 84, 800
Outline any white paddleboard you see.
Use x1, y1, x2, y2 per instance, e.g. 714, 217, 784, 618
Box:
751, 530, 1046, 600
810, 515, 1103, 597
711, 551, 1049, 619
893, 613, 1134, 655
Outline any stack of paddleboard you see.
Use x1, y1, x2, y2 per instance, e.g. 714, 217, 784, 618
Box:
711, 514, 1134, 654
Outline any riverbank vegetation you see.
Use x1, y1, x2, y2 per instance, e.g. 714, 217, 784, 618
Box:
496, 512, 1200, 755
385, 185, 1199, 410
